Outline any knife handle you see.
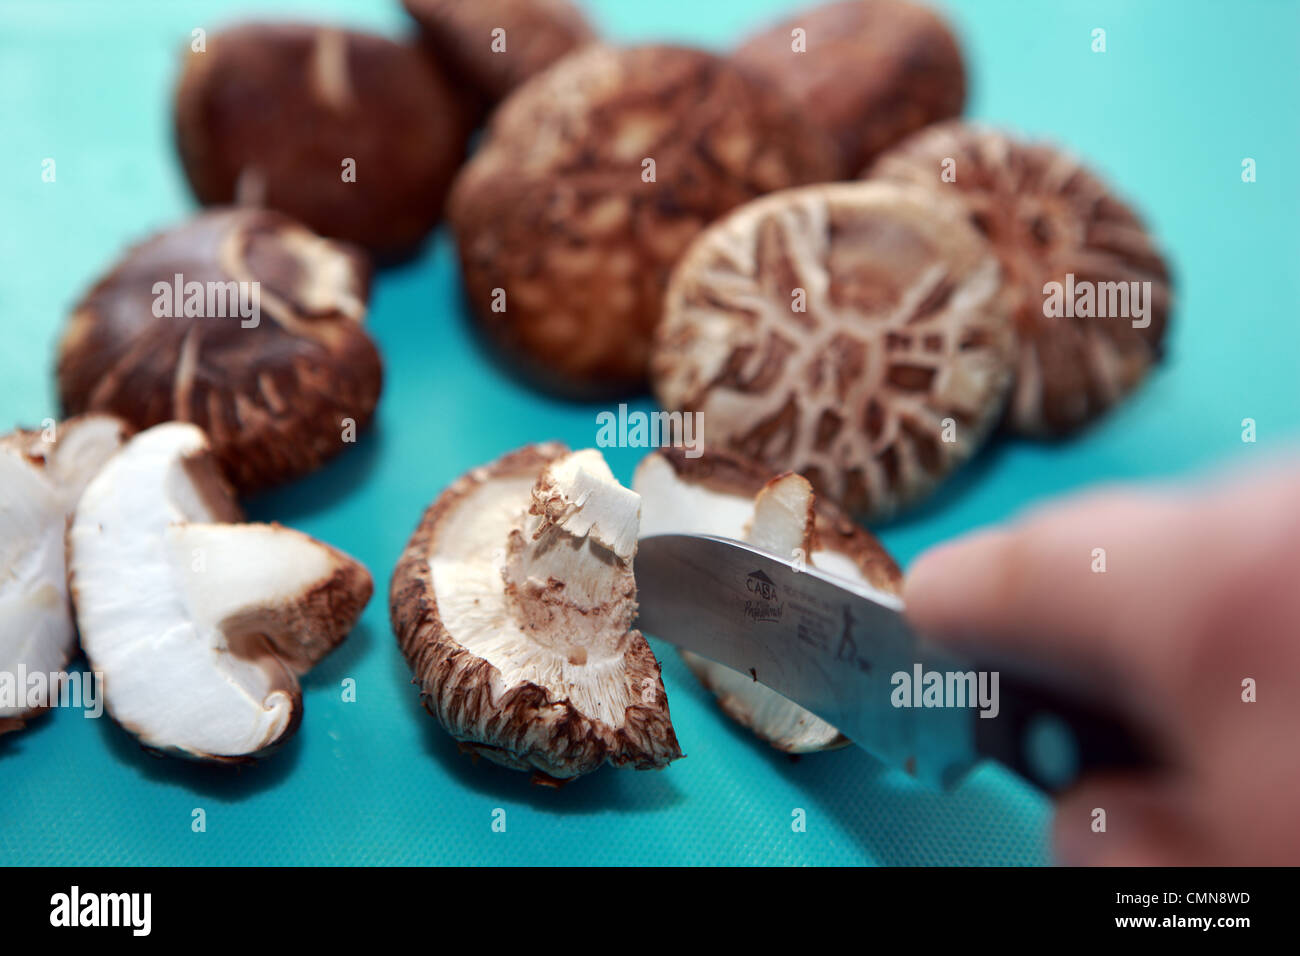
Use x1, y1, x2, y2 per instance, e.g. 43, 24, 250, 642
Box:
969, 662, 1161, 793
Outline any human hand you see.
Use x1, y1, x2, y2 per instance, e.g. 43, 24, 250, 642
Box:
903, 461, 1300, 865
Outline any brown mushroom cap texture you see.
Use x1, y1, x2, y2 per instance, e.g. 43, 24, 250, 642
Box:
448, 44, 842, 395
174, 22, 468, 259
651, 180, 1016, 522
390, 443, 682, 782
401, 0, 596, 106
634, 447, 902, 752
68, 423, 372, 762
867, 122, 1174, 436
732, 0, 967, 175
56, 208, 382, 495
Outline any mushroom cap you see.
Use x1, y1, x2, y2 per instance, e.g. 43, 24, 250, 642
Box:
867, 122, 1173, 436
390, 443, 682, 782
651, 180, 1016, 522
57, 208, 382, 495
447, 43, 841, 395
634, 447, 902, 753
401, 0, 596, 105
68, 423, 372, 761
733, 0, 967, 174
0, 415, 129, 735
175, 22, 469, 259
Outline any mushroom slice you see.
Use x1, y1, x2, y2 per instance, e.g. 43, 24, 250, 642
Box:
1, 415, 131, 510
0, 416, 129, 735
390, 443, 682, 783
67, 422, 371, 761
634, 447, 902, 753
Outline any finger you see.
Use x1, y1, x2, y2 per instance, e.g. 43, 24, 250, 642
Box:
903, 489, 1194, 702
907, 460, 1300, 645
1052, 775, 1205, 866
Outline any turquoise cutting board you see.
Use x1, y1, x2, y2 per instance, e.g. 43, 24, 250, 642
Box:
2, 0, 1296, 866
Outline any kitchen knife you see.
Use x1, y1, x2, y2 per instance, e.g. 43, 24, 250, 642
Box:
635, 533, 1159, 793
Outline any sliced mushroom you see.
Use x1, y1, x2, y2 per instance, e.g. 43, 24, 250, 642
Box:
634, 447, 902, 753
0, 416, 129, 735
390, 443, 682, 783
67, 423, 371, 761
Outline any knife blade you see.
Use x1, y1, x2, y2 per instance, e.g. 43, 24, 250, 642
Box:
634, 533, 1158, 792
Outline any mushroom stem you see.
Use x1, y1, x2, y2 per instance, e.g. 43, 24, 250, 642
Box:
504, 450, 641, 653
745, 472, 816, 560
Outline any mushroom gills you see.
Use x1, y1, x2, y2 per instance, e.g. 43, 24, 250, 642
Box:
393, 443, 681, 781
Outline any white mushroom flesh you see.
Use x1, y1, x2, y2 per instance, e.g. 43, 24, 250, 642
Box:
69, 422, 369, 759
0, 416, 127, 728
394, 443, 680, 781
434, 450, 641, 725
0, 453, 69, 718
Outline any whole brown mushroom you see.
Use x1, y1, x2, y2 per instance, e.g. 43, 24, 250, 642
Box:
401, 0, 596, 108
651, 180, 1016, 522
175, 22, 468, 260
868, 122, 1174, 436
733, 0, 967, 176
57, 208, 382, 496
448, 44, 842, 396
